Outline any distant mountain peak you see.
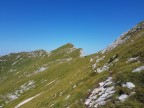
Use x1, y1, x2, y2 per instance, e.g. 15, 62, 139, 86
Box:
56, 43, 75, 50
49, 43, 83, 59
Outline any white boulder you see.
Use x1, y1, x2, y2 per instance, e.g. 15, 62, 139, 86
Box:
118, 94, 128, 101
122, 82, 135, 89
132, 66, 144, 72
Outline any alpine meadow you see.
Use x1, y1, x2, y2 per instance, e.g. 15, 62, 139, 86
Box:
0, 21, 144, 108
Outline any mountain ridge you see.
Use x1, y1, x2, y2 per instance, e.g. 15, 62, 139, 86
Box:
0, 21, 144, 108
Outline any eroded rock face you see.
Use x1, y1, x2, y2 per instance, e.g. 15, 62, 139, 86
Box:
2, 80, 36, 103
85, 76, 136, 108
102, 22, 144, 54
102, 35, 129, 54
85, 77, 115, 108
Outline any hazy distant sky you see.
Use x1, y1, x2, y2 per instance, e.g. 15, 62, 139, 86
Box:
0, 0, 144, 55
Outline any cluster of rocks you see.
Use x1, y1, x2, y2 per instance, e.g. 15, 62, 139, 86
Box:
85, 77, 115, 108
117, 82, 135, 102
85, 77, 136, 108
1, 80, 36, 103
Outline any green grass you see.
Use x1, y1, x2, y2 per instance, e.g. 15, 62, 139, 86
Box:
0, 22, 144, 108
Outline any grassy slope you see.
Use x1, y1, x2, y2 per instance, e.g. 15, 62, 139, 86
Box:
0, 22, 144, 108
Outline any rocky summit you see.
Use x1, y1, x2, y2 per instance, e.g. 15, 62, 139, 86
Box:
0, 21, 144, 108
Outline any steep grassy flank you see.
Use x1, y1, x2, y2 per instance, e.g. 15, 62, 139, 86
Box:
0, 21, 144, 108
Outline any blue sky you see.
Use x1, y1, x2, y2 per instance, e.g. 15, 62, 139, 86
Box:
0, 0, 144, 55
